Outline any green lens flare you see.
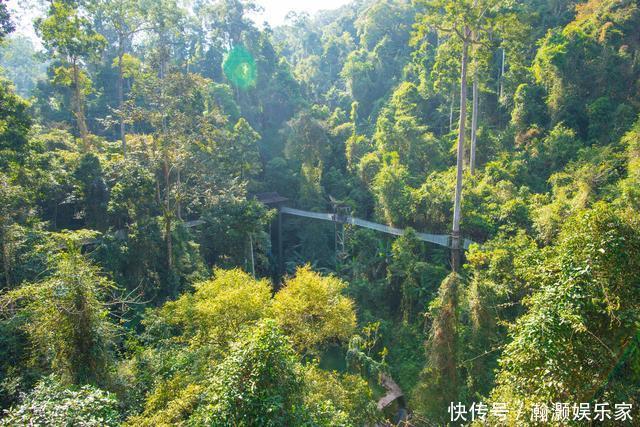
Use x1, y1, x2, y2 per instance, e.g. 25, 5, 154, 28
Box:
223, 45, 257, 90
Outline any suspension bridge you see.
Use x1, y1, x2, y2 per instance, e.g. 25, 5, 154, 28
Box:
278, 206, 473, 250
253, 192, 475, 276
73, 192, 475, 272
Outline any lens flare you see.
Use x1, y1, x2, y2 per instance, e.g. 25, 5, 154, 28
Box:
223, 45, 257, 90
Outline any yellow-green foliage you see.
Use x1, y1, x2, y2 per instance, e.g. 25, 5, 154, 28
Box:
532, 146, 622, 243
0, 250, 115, 386
127, 266, 363, 424
162, 268, 272, 348
357, 151, 381, 184
272, 266, 357, 356
126, 376, 203, 427
620, 116, 640, 209
303, 364, 379, 426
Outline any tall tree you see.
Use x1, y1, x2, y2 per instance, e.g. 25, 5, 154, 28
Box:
89, 0, 148, 155
469, 1, 520, 174
138, 0, 185, 274
417, 0, 472, 269
470, 49, 479, 174
417, 0, 512, 267
35, 0, 106, 150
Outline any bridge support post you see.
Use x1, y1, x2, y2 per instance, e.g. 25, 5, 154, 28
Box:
451, 231, 461, 272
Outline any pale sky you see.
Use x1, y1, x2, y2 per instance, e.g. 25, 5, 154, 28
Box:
252, 0, 351, 27
6, 0, 353, 42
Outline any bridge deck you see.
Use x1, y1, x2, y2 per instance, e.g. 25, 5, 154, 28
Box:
279, 207, 473, 249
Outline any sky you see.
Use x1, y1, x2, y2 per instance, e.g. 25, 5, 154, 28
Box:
252, 0, 351, 27
6, 0, 353, 42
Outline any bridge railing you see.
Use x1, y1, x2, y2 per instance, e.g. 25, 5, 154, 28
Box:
279, 206, 474, 249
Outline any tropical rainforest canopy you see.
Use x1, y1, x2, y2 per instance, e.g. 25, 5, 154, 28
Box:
0, 0, 639, 425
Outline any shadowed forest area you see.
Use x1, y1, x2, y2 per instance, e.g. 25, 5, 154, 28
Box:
0, 0, 639, 425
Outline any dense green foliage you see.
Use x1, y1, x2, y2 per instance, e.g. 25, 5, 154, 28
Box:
0, 0, 639, 424
493, 204, 640, 411
0, 375, 120, 426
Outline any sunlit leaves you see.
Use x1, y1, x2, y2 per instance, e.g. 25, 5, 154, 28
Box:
163, 268, 272, 349
0, 250, 116, 386
272, 266, 356, 356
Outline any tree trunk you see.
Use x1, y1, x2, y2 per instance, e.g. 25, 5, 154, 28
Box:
165, 215, 172, 269
249, 233, 255, 278
163, 153, 172, 271
469, 0, 479, 174
117, 35, 126, 156
158, 31, 173, 273
451, 33, 469, 272
470, 65, 479, 175
73, 60, 89, 150
449, 91, 455, 133
176, 167, 182, 221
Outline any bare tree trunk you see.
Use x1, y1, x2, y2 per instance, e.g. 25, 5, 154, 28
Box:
176, 167, 182, 221
452, 33, 469, 272
158, 31, 173, 273
72, 60, 89, 150
117, 35, 126, 156
165, 217, 172, 269
470, 65, 479, 175
163, 154, 172, 271
449, 91, 455, 132
249, 233, 255, 278
469, 0, 479, 175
